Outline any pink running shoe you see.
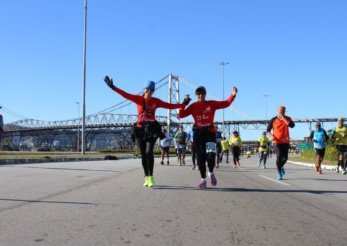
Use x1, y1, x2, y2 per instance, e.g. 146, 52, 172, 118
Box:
209, 173, 217, 186
198, 179, 207, 189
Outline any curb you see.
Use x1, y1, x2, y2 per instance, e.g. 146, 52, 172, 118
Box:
0, 157, 105, 165
287, 160, 335, 170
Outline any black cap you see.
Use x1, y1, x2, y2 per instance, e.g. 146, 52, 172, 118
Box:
195, 86, 206, 95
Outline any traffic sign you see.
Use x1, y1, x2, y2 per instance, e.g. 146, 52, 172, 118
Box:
296, 142, 312, 150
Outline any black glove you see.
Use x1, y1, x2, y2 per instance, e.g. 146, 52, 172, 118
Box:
104, 75, 115, 89
183, 94, 191, 105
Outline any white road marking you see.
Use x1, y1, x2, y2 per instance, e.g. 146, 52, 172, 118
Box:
81, 175, 101, 180
258, 174, 291, 186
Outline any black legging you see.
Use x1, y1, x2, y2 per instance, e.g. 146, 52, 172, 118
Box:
259, 151, 268, 165
231, 146, 241, 164
136, 137, 157, 176
193, 129, 216, 179
191, 142, 196, 165
274, 143, 289, 173
216, 142, 222, 164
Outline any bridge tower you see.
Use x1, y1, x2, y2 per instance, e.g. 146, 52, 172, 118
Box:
166, 74, 180, 134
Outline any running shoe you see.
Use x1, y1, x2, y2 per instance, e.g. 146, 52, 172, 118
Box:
258, 162, 261, 167
160, 161, 164, 165
233, 164, 237, 168
192, 165, 196, 170
343, 170, 347, 175
277, 173, 283, 180
147, 176, 155, 187
263, 165, 267, 169
209, 173, 217, 186
281, 168, 285, 176
143, 176, 149, 187
198, 179, 207, 189
336, 167, 340, 173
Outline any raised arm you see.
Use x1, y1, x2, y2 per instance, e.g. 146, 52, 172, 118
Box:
104, 75, 140, 102
213, 87, 238, 109
178, 104, 194, 118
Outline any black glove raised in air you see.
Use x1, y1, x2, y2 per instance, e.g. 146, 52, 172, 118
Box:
104, 75, 115, 89
183, 94, 191, 105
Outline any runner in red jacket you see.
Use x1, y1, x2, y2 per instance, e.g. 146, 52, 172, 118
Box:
104, 76, 189, 187
179, 86, 238, 189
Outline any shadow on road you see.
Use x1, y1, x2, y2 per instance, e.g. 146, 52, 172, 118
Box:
0, 197, 96, 205
154, 185, 347, 195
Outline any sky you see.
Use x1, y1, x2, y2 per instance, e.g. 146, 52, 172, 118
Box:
0, 0, 346, 140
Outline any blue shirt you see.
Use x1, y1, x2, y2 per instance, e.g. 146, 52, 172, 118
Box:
310, 129, 328, 149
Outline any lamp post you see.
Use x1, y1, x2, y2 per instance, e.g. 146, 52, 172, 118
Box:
263, 94, 270, 125
76, 102, 80, 152
81, 0, 87, 155
0, 106, 3, 149
219, 61, 229, 134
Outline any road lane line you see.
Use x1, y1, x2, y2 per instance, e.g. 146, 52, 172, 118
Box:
258, 174, 291, 186
82, 174, 110, 180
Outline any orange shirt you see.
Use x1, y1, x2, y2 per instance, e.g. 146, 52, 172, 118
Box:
267, 116, 295, 144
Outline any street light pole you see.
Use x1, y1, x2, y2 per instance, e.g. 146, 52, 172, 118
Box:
76, 102, 80, 152
81, 0, 87, 155
219, 61, 229, 134
263, 94, 270, 125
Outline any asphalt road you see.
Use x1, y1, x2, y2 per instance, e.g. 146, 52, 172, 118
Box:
0, 155, 346, 246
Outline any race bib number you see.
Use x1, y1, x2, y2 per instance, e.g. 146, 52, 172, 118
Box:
206, 142, 216, 153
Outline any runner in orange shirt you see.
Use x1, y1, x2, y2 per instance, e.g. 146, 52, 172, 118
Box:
267, 106, 295, 180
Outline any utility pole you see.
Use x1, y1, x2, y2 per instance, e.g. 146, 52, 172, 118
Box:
219, 61, 229, 135
76, 102, 80, 152
81, 0, 87, 155
263, 94, 270, 125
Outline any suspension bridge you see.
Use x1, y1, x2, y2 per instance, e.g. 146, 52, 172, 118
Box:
0, 74, 342, 151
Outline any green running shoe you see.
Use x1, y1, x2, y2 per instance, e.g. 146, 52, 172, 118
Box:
147, 176, 156, 187
143, 176, 149, 187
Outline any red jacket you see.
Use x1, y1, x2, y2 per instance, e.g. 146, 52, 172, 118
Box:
179, 94, 236, 132
113, 87, 184, 123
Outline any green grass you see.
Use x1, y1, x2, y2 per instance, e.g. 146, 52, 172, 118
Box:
0, 151, 128, 160
289, 144, 338, 166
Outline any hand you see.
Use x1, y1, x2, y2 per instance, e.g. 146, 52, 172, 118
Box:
183, 94, 191, 105
232, 87, 238, 96
104, 75, 115, 89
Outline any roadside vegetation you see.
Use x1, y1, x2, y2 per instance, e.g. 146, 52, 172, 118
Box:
0, 145, 338, 166
289, 144, 337, 165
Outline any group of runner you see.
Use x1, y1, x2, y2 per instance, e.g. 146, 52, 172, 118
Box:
104, 76, 346, 188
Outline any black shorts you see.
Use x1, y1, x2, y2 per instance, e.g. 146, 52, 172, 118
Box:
314, 148, 326, 158
336, 145, 347, 155
161, 146, 169, 153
